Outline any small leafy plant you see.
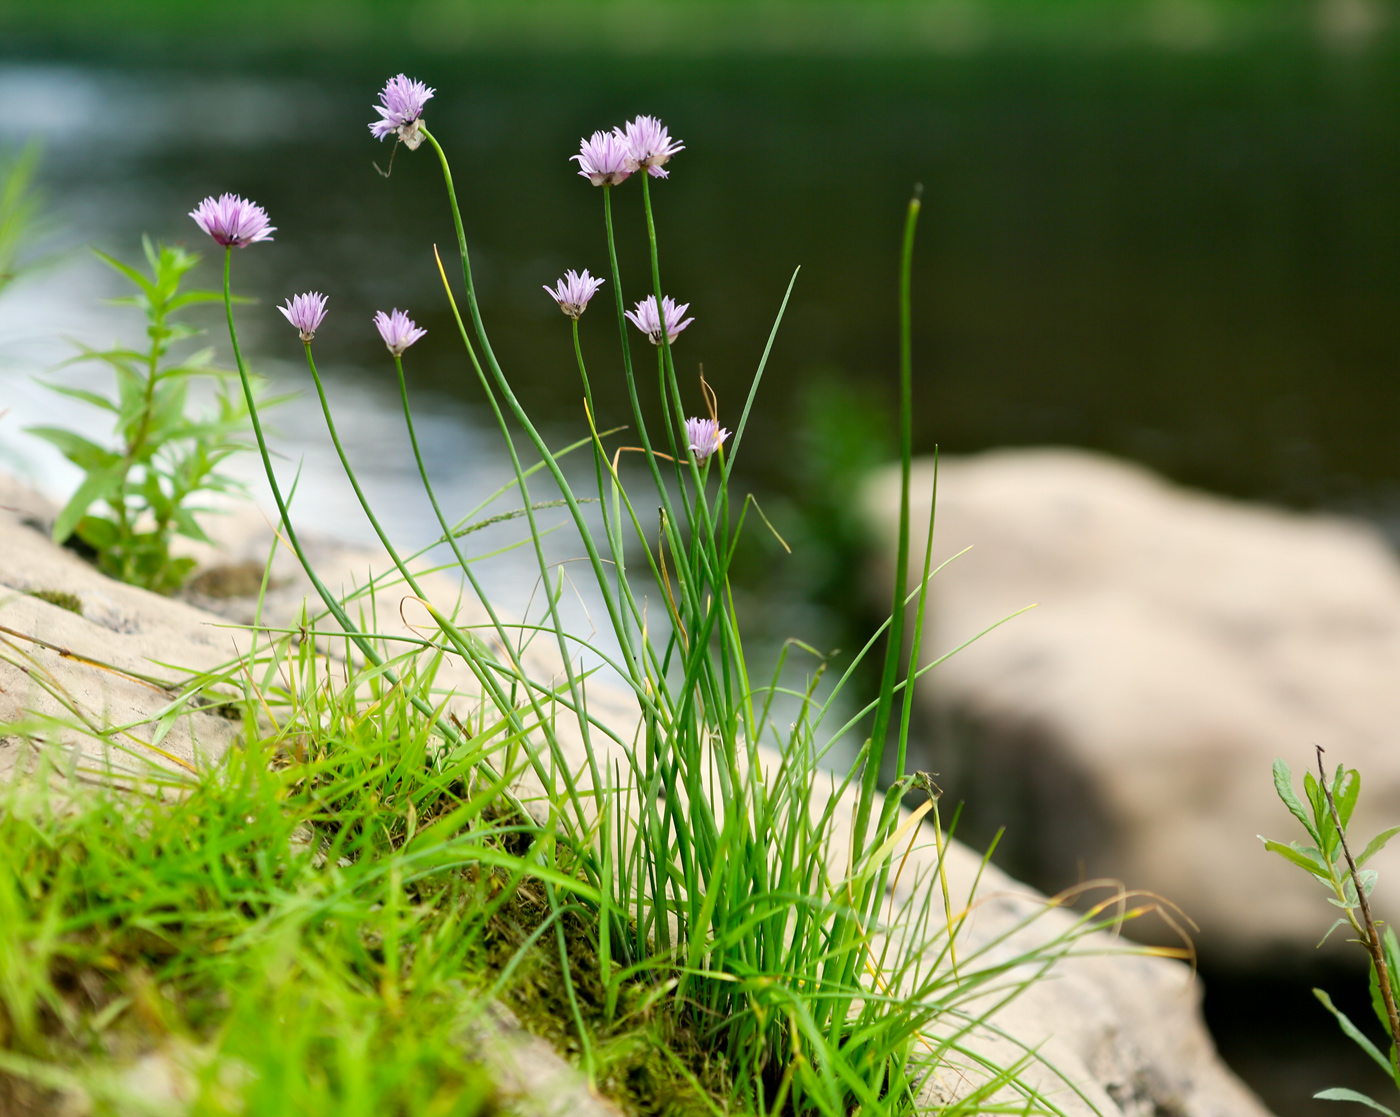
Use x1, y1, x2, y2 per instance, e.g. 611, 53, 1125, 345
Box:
28, 239, 253, 594
1262, 748, 1400, 1114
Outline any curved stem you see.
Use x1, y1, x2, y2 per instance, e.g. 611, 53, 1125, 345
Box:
220, 248, 474, 759
422, 127, 637, 708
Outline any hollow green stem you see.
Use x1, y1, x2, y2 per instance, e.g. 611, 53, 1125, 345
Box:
220, 248, 471, 759
854, 189, 922, 855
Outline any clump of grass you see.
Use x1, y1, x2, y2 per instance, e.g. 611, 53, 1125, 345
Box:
23, 589, 83, 615
0, 619, 739, 1116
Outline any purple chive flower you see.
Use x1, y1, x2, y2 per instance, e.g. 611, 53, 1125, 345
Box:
571, 130, 632, 186
373, 309, 427, 356
188, 194, 275, 248
370, 74, 435, 150
625, 295, 693, 346
543, 269, 605, 319
619, 115, 684, 179
685, 417, 730, 464
278, 292, 328, 342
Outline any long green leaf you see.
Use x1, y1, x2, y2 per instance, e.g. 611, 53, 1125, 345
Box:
90, 245, 156, 299
1259, 837, 1330, 879
1315, 1088, 1399, 1117
39, 384, 118, 413
1275, 759, 1320, 845
25, 427, 118, 473
1359, 826, 1400, 868
1337, 767, 1361, 830
52, 462, 126, 544
1315, 988, 1396, 1077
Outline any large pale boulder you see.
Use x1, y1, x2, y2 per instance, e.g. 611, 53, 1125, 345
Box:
863, 448, 1400, 962
0, 470, 1271, 1117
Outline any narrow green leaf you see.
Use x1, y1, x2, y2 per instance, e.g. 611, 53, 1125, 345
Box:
1318, 917, 1350, 948
1314, 1088, 1398, 1117
52, 463, 126, 544
24, 427, 118, 473
1274, 759, 1320, 844
1359, 826, 1400, 868
1315, 988, 1396, 1077
1259, 837, 1330, 879
165, 290, 225, 311
1337, 767, 1361, 830
39, 384, 118, 412
1369, 959, 1389, 1043
90, 245, 155, 299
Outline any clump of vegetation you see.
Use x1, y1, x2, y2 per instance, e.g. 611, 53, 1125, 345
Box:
28, 239, 254, 595
1, 73, 1187, 1117
23, 589, 82, 615
0, 141, 42, 298
1263, 750, 1400, 1114
0, 614, 758, 1116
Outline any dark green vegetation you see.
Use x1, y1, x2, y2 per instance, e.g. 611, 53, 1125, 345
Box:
0, 0, 1383, 56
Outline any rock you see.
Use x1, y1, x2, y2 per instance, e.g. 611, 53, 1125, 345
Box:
887, 834, 1270, 1117
0, 474, 242, 784
862, 447, 1400, 962
0, 469, 1271, 1117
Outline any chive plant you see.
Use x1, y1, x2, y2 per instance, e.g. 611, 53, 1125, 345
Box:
175, 74, 1179, 1114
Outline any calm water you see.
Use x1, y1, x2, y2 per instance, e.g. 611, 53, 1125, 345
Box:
5, 49, 1400, 517
4, 42, 1400, 1116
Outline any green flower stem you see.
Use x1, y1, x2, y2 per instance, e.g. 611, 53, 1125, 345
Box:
422, 126, 630, 663
632, 177, 747, 923
602, 184, 699, 635
572, 316, 646, 675
421, 129, 646, 811
300, 339, 586, 803
637, 173, 752, 773
855, 190, 922, 853
220, 248, 475, 762
388, 349, 631, 818
819, 190, 923, 1045
301, 341, 537, 751
419, 130, 696, 863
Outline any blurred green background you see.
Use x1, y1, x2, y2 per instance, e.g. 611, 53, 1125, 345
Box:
5, 3, 1400, 1113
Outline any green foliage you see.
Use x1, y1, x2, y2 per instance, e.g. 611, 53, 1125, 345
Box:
0, 616, 749, 1116
1263, 757, 1400, 1110
28, 239, 254, 594
0, 140, 41, 296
